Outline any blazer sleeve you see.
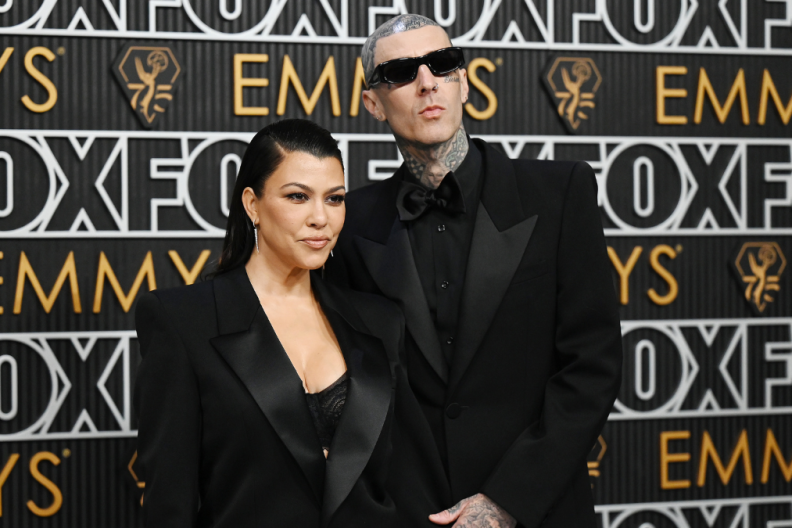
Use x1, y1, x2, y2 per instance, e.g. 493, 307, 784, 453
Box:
134, 292, 202, 527
480, 162, 623, 527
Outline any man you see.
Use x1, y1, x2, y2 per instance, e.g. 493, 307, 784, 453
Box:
325, 14, 623, 528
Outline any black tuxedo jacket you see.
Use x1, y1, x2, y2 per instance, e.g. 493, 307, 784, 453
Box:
326, 139, 623, 528
134, 266, 411, 528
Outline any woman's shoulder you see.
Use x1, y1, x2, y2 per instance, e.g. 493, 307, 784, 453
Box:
320, 280, 405, 342
135, 280, 216, 325
326, 280, 401, 318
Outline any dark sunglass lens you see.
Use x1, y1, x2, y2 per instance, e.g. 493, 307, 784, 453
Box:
382, 60, 418, 83
428, 49, 464, 74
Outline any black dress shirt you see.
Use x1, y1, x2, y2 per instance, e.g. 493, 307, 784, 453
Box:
403, 138, 483, 362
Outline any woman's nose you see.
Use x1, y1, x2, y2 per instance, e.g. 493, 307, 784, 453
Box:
308, 201, 329, 227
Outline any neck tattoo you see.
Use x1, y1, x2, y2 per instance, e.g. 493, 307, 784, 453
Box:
396, 126, 468, 189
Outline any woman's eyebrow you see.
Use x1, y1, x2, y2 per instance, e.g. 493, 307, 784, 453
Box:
326, 185, 346, 193
280, 182, 313, 192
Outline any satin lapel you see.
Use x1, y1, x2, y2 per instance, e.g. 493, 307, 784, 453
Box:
448, 139, 539, 393
320, 309, 392, 526
210, 277, 325, 504
354, 221, 448, 383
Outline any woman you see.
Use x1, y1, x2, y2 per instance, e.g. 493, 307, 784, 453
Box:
134, 119, 409, 527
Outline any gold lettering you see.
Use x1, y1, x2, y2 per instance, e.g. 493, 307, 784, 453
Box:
465, 58, 498, 120
761, 429, 792, 483
656, 66, 688, 125
607, 246, 643, 305
0, 48, 13, 76
694, 68, 750, 125
697, 429, 753, 486
648, 245, 678, 306
27, 452, 62, 517
660, 431, 691, 489
93, 251, 156, 313
13, 251, 82, 314
0, 454, 20, 517
349, 57, 367, 117
277, 55, 341, 116
168, 250, 211, 285
21, 47, 58, 113
233, 53, 269, 116
758, 69, 792, 125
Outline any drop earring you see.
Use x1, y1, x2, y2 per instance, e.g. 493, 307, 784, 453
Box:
253, 224, 260, 254
322, 250, 333, 279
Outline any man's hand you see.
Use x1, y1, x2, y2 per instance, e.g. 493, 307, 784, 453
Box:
429, 493, 517, 528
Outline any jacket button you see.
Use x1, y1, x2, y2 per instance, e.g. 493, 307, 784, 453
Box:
446, 403, 463, 419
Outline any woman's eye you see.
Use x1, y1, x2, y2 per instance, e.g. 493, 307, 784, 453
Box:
326, 194, 345, 205
286, 193, 308, 201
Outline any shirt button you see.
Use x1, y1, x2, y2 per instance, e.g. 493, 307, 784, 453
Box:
446, 403, 463, 419
446, 337, 454, 345
437, 224, 446, 232
441, 281, 449, 289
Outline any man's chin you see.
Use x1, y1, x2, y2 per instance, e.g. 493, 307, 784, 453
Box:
410, 124, 461, 148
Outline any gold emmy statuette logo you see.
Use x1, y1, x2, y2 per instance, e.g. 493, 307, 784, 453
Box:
587, 435, 607, 488
112, 44, 182, 128
542, 57, 602, 133
127, 450, 145, 506
733, 242, 786, 315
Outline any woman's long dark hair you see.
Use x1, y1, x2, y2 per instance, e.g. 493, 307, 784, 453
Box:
212, 119, 344, 276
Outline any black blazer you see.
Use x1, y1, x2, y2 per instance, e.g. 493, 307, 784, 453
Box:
134, 265, 410, 528
326, 139, 623, 528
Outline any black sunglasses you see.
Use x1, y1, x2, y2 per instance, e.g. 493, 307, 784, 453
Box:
367, 47, 466, 87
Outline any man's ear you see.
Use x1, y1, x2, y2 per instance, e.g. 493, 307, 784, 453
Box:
362, 89, 385, 121
458, 68, 470, 104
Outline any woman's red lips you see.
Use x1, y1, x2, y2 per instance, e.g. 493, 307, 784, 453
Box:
301, 238, 330, 249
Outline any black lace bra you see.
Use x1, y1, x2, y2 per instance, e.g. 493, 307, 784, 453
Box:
305, 372, 348, 453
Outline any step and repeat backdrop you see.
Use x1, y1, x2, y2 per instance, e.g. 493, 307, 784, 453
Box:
1, 1, 791, 527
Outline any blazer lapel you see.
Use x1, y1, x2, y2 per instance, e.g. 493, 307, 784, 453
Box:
209, 267, 326, 503
354, 222, 448, 384
448, 140, 539, 392
353, 167, 448, 384
313, 279, 393, 526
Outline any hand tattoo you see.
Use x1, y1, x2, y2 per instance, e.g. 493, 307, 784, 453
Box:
395, 126, 469, 189
431, 494, 516, 528
446, 501, 463, 516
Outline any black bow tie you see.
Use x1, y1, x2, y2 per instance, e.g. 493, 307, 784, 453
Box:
396, 172, 466, 222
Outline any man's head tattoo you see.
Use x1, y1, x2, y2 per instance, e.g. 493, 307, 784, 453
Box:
362, 14, 443, 84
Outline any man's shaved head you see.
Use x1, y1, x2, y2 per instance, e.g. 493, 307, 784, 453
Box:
360, 13, 468, 188
362, 14, 444, 82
